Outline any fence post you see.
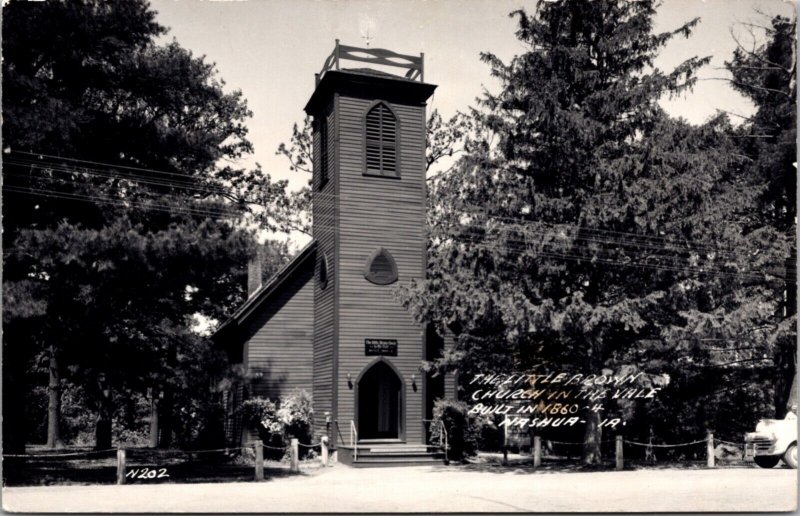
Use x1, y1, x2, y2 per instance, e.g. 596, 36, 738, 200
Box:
254, 442, 264, 481
116, 448, 126, 485
706, 432, 715, 468
615, 435, 624, 471
502, 415, 509, 465
321, 436, 329, 467
290, 438, 299, 473
533, 435, 541, 468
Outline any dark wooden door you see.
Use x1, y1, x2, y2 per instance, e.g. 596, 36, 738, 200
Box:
358, 361, 401, 439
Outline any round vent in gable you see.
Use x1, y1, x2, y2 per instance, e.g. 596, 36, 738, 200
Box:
364, 247, 398, 285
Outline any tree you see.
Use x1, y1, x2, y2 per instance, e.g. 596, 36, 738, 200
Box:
726, 14, 797, 417
398, 0, 790, 465
2, 0, 290, 450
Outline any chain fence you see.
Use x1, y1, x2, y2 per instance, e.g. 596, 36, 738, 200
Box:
3, 438, 330, 487
2, 432, 780, 485
486, 432, 770, 470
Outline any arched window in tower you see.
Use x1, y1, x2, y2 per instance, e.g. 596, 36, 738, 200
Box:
364, 102, 398, 177
319, 253, 330, 290
364, 247, 398, 285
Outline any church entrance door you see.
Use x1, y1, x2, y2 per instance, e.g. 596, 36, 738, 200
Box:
357, 360, 403, 440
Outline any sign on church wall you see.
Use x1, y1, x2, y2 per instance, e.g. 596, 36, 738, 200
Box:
364, 339, 398, 356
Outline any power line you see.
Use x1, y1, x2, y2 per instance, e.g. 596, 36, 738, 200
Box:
431, 213, 796, 267
9, 150, 789, 261
6, 189, 792, 282
445, 222, 797, 270
10, 169, 789, 270
5, 153, 292, 206
6, 150, 794, 278
3, 166, 230, 202
3, 186, 243, 220
4, 157, 232, 197
7, 170, 794, 272
311, 188, 791, 260
437, 235, 794, 282
7, 180, 793, 279
10, 150, 221, 182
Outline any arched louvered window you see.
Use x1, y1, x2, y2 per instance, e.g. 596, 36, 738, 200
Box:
365, 103, 398, 177
364, 247, 398, 285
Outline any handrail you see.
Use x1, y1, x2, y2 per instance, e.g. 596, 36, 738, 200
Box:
333, 420, 346, 448
439, 420, 449, 465
316, 39, 424, 85
350, 420, 358, 462
422, 418, 449, 464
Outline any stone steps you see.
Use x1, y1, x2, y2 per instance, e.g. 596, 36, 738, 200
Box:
337, 443, 445, 467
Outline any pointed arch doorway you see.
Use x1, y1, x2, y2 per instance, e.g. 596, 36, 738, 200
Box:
356, 359, 404, 441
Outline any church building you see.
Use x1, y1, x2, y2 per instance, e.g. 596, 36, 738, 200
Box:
214, 42, 455, 465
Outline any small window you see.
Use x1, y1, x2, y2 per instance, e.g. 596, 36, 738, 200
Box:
364, 247, 398, 285
365, 103, 398, 177
319, 253, 329, 290
318, 117, 329, 188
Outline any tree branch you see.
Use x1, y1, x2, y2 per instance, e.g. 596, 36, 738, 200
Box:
729, 27, 792, 73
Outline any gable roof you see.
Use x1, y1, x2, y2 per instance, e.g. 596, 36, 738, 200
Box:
213, 240, 317, 340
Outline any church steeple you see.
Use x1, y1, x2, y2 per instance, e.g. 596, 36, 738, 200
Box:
304, 42, 436, 444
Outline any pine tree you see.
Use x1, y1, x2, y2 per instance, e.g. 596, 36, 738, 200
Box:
399, 0, 789, 464
726, 15, 797, 417
2, 0, 290, 450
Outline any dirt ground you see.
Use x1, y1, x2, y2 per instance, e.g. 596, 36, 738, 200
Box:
3, 462, 797, 513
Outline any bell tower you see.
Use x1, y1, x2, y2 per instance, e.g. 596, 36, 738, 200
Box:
304, 41, 436, 445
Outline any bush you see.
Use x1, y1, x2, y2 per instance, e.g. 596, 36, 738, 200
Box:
278, 390, 314, 458
477, 415, 505, 452
240, 391, 316, 460
240, 397, 283, 456
431, 398, 481, 462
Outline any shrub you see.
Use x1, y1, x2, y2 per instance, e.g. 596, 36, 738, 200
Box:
278, 389, 314, 459
240, 391, 316, 460
240, 397, 283, 456
278, 390, 313, 438
431, 398, 481, 462
477, 415, 505, 452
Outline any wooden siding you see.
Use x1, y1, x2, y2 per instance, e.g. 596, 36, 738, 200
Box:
312, 98, 338, 438
244, 260, 314, 401
334, 94, 428, 444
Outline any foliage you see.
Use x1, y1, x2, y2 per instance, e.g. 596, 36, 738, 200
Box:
398, 0, 794, 464
24, 385, 49, 445
431, 399, 481, 461
111, 390, 151, 448
240, 398, 283, 441
1, 0, 293, 450
169, 336, 232, 449
277, 389, 315, 459
277, 390, 314, 442
424, 110, 473, 176
239, 391, 315, 460
476, 415, 506, 453
725, 14, 797, 417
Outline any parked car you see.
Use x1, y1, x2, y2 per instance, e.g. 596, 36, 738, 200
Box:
744, 405, 797, 469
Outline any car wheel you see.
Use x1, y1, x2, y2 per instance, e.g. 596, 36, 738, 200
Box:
782, 443, 797, 469
754, 455, 781, 468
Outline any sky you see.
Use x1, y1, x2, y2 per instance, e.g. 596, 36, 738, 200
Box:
149, 0, 795, 246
